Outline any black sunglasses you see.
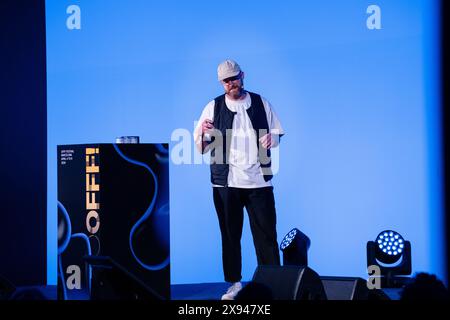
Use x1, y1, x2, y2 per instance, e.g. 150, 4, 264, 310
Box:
222, 73, 242, 83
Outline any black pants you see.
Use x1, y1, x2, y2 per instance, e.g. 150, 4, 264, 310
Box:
213, 186, 280, 283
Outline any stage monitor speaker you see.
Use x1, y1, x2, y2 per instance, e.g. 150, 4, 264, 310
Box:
320, 276, 370, 300
84, 256, 165, 300
252, 265, 327, 300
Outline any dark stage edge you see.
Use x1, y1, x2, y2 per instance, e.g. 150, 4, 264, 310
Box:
8, 283, 402, 300
171, 282, 240, 300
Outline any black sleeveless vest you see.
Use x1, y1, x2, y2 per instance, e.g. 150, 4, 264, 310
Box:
209, 91, 272, 186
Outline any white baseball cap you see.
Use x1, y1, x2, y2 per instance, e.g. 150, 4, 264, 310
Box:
217, 59, 241, 81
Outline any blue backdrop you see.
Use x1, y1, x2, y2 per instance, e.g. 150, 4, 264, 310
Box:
46, 0, 444, 285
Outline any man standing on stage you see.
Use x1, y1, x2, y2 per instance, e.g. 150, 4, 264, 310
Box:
194, 59, 285, 300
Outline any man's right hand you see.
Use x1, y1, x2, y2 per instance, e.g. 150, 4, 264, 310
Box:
201, 119, 215, 134
196, 119, 215, 154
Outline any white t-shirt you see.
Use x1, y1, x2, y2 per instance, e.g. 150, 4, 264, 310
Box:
194, 92, 284, 188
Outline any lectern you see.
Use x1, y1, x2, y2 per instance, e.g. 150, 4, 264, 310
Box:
57, 143, 170, 300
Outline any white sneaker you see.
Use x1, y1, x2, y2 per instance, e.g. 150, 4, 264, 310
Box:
221, 282, 242, 300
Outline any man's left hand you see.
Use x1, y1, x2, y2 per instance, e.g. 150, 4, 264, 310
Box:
259, 133, 272, 149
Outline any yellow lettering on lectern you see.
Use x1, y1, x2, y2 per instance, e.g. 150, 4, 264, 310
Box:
86, 148, 99, 173
85, 147, 100, 238
86, 210, 100, 234
86, 174, 99, 191
86, 192, 99, 210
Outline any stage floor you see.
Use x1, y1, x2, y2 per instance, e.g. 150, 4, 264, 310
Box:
174, 283, 402, 300
10, 283, 237, 300
9, 283, 402, 300
171, 282, 241, 300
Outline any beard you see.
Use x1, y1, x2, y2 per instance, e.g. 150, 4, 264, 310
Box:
227, 85, 244, 99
